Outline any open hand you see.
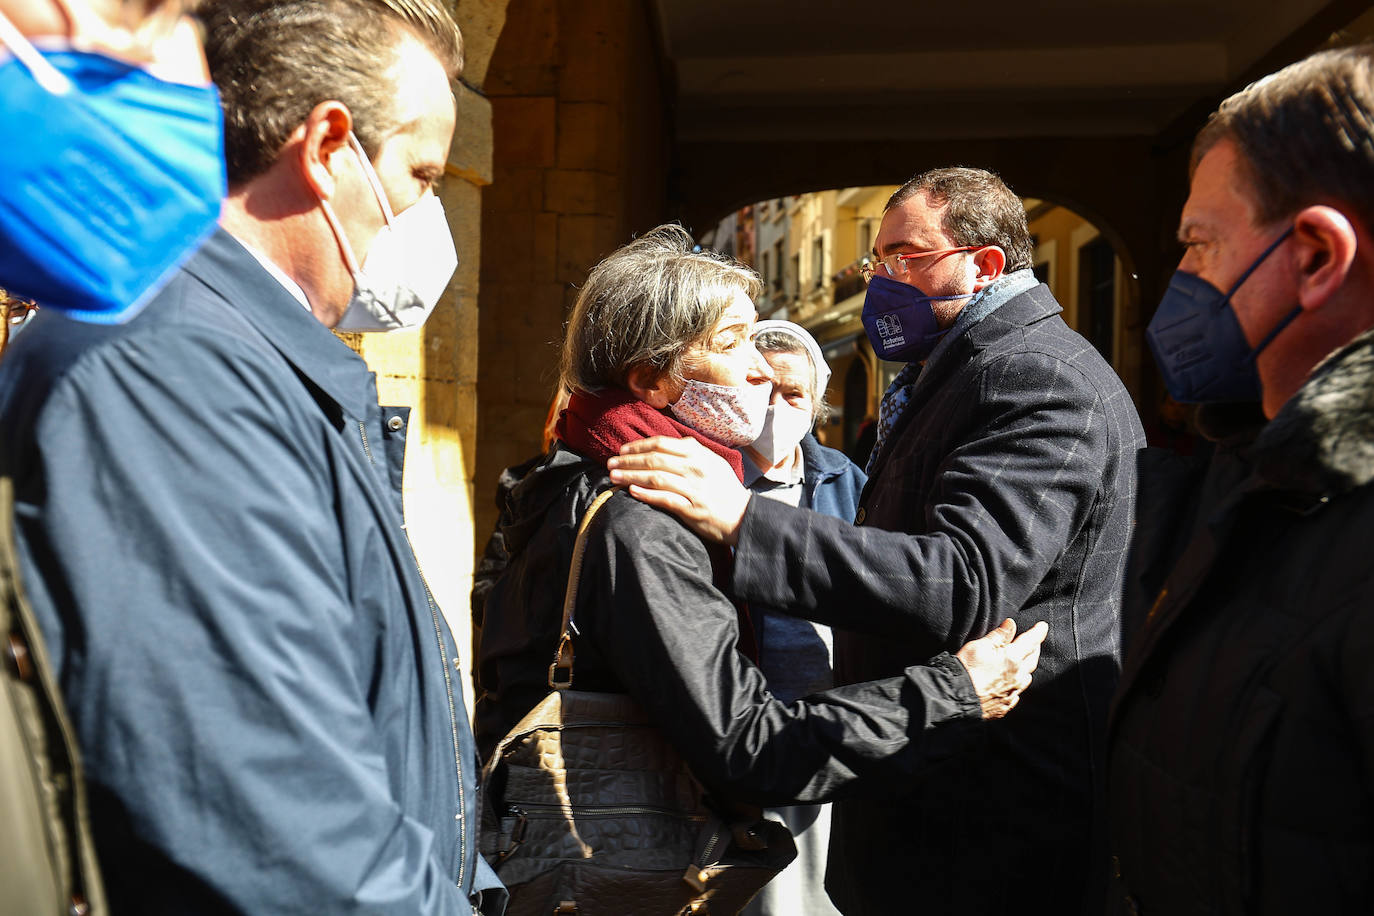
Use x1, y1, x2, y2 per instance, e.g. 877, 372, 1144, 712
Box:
607, 436, 751, 545
954, 619, 1048, 719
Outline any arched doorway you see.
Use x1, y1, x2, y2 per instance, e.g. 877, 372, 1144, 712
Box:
843, 358, 869, 456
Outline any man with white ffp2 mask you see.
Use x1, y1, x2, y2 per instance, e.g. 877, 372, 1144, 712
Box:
0, 0, 505, 912
738, 320, 866, 916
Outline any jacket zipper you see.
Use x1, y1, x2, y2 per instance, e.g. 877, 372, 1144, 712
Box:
357, 419, 469, 890
511, 802, 702, 819
357, 419, 375, 464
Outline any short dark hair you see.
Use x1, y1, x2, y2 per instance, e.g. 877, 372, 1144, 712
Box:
203, 0, 463, 184
884, 167, 1035, 272
1192, 44, 1374, 235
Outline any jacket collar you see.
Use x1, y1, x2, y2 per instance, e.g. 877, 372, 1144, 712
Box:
959, 282, 1062, 349
181, 228, 379, 420
799, 433, 854, 481
866, 283, 1059, 484
1250, 326, 1374, 496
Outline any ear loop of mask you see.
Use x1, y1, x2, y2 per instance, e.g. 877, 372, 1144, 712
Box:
317, 132, 397, 278
0, 8, 74, 94
1217, 225, 1298, 367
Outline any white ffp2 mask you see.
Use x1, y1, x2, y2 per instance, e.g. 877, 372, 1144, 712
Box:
750, 402, 814, 465
320, 133, 457, 332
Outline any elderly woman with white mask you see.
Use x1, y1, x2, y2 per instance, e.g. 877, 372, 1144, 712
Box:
739, 321, 864, 916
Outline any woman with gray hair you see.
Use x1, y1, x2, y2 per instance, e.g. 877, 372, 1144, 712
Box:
474, 224, 1045, 911
739, 321, 864, 916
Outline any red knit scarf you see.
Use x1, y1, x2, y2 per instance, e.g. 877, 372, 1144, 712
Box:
555, 386, 745, 481
555, 386, 756, 660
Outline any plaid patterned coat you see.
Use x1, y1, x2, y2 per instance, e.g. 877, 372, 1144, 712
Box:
732, 283, 1145, 915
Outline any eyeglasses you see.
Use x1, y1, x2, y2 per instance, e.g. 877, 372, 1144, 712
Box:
4, 298, 38, 328
861, 246, 982, 284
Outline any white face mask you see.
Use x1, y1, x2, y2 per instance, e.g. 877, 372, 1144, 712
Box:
750, 402, 814, 465
671, 378, 771, 447
319, 133, 457, 332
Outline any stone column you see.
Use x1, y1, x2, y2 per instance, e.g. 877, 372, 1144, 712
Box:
338, 0, 511, 715
475, 0, 670, 566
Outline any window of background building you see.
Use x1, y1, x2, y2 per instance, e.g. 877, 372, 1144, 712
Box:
790, 253, 800, 297
813, 237, 824, 288
773, 240, 784, 293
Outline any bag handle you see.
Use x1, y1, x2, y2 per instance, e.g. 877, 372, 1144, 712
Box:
547, 487, 620, 690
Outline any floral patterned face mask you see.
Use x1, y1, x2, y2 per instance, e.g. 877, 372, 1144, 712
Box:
670, 377, 772, 447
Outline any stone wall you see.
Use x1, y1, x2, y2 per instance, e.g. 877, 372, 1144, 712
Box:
474, 0, 670, 573
338, 0, 511, 713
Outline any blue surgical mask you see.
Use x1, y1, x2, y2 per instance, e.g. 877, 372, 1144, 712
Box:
0, 16, 226, 323
1146, 227, 1297, 403
861, 274, 962, 362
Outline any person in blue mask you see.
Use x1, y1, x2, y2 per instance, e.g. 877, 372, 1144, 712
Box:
607, 168, 1146, 915
0, 0, 224, 325
1109, 45, 1374, 914
0, 0, 506, 913
1, 5, 215, 916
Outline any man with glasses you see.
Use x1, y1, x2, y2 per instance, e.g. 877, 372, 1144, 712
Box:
609, 167, 1144, 914
1, 4, 212, 914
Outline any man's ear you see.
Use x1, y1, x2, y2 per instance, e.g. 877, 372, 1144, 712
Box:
971, 245, 1007, 291
1292, 205, 1358, 314
297, 101, 354, 202
626, 364, 678, 410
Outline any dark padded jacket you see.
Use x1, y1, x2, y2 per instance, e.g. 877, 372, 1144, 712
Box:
1108, 328, 1374, 915
474, 443, 985, 806
0, 229, 503, 914
731, 284, 1145, 915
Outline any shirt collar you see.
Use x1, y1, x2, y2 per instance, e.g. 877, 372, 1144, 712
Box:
741, 446, 805, 488
181, 228, 379, 420
234, 238, 314, 313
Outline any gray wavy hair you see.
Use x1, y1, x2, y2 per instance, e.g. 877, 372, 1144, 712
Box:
560, 224, 763, 394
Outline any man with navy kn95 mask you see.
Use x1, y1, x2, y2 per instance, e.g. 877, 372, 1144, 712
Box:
0, 0, 506, 912
1111, 44, 1374, 914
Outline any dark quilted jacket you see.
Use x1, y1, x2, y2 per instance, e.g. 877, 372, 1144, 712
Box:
1108, 328, 1374, 915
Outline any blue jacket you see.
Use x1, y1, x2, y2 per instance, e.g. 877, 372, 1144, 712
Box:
742, 435, 865, 703
799, 434, 867, 521
0, 229, 504, 914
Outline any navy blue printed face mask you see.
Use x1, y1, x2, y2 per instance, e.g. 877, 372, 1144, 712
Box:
1146, 227, 1297, 403
861, 274, 964, 363
0, 15, 226, 323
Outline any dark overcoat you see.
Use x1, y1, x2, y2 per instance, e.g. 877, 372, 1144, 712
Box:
1109, 329, 1374, 914
732, 284, 1145, 914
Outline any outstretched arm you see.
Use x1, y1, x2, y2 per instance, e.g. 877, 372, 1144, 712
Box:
575, 497, 1046, 806
611, 353, 1111, 652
